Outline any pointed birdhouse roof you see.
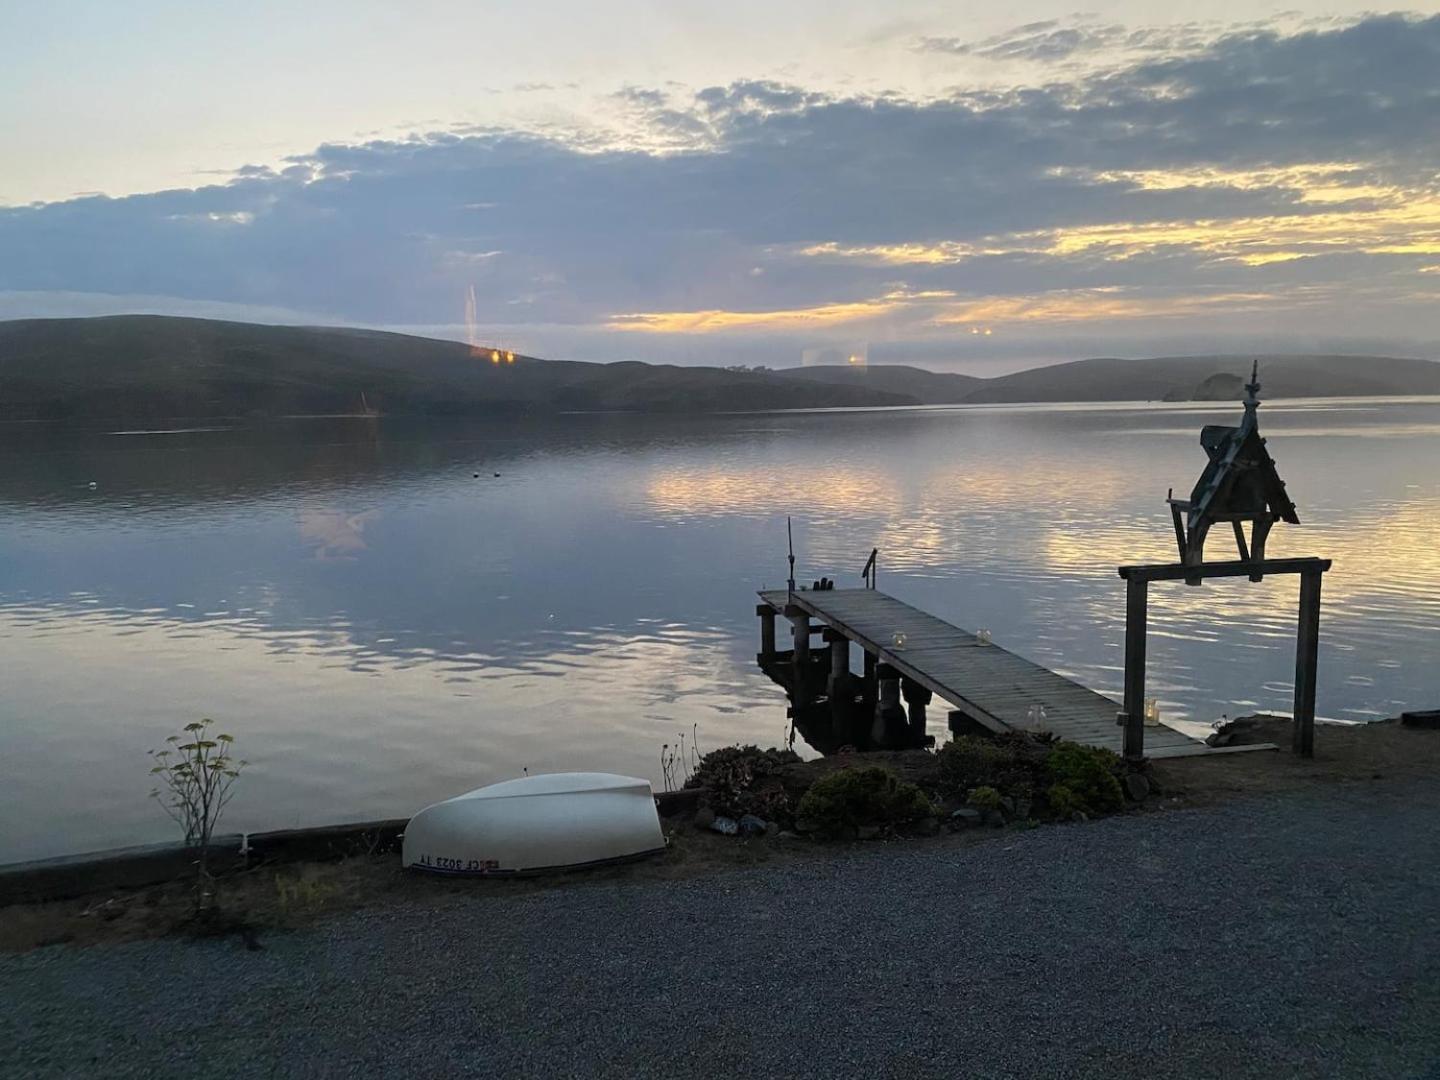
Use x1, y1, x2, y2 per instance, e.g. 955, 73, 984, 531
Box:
1185, 363, 1299, 529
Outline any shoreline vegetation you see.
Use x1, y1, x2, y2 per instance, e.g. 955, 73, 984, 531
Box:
3, 714, 1435, 954
3, 314, 1440, 423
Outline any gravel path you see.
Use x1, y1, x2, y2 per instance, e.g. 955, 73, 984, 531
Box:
4, 782, 1440, 1080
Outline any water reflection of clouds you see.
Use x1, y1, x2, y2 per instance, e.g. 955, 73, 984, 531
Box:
298, 509, 381, 560
645, 467, 903, 520
0, 599, 784, 861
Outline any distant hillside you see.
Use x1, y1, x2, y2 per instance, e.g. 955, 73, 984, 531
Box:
963, 355, 1440, 404
778, 364, 984, 403
3, 317, 1437, 421
0, 316, 912, 421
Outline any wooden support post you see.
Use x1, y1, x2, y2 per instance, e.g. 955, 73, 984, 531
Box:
1231, 520, 1250, 562
1122, 576, 1148, 762
826, 631, 851, 745
756, 604, 776, 659
1169, 501, 1187, 562
872, 663, 904, 748
1249, 517, 1273, 582
948, 710, 986, 739
902, 678, 932, 747
1293, 569, 1322, 758
790, 612, 811, 706
790, 614, 810, 663
826, 632, 849, 697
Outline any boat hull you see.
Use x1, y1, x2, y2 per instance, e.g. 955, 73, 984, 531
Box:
403, 772, 665, 875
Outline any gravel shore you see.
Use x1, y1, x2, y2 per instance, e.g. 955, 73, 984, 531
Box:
4, 781, 1439, 1079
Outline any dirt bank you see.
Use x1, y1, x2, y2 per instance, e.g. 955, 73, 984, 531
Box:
4, 715, 1434, 953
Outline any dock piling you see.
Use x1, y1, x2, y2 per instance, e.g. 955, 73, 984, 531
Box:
1294, 570, 1322, 758
1122, 577, 1149, 761
756, 604, 777, 660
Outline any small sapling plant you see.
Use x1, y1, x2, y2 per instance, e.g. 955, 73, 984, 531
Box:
149, 719, 246, 915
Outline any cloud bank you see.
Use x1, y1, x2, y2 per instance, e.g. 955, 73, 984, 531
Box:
4, 13, 1440, 368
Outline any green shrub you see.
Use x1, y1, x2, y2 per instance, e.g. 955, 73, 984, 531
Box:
966, 785, 1004, 811
936, 736, 1016, 791
687, 745, 800, 820
935, 733, 1043, 797
796, 766, 934, 837
1045, 783, 1084, 818
1043, 743, 1123, 815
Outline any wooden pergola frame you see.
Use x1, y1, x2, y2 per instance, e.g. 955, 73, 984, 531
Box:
1116, 556, 1332, 762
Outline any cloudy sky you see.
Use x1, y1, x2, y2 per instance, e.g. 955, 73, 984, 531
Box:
4, 1, 1440, 371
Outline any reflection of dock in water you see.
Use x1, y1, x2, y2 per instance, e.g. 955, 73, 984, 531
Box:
757, 587, 1266, 759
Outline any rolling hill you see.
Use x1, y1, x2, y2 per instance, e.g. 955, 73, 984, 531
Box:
777, 364, 985, 403
962, 354, 1440, 404
2, 316, 1438, 421
0, 316, 910, 421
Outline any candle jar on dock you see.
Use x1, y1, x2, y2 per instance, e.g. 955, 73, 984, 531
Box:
1026, 704, 1048, 733
1144, 698, 1161, 727
976, 628, 992, 646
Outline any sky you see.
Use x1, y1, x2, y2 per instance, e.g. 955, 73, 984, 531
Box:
4, 1, 1440, 372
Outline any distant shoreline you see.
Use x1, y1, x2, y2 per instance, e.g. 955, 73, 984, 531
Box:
3, 314, 1439, 422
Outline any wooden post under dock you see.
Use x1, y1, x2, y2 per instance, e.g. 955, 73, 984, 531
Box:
756, 604, 777, 660
788, 605, 811, 706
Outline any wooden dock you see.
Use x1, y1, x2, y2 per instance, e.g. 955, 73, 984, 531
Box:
758, 587, 1271, 759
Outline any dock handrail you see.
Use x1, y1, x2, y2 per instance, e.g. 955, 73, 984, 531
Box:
861, 547, 878, 589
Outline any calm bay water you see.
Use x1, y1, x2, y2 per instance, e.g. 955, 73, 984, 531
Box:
2, 399, 1438, 862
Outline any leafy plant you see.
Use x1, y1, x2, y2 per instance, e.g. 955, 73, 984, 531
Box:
795, 766, 934, 838
149, 719, 246, 913
966, 785, 1004, 811
1043, 743, 1123, 815
934, 733, 1039, 796
1045, 783, 1085, 818
687, 744, 800, 821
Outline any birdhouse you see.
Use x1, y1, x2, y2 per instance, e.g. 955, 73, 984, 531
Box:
1166, 362, 1298, 581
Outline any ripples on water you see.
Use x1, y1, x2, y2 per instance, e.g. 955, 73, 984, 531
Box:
1, 400, 1438, 861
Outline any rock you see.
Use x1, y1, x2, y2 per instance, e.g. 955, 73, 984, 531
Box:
1070, 810, 1089, 823
764, 821, 781, 837
912, 817, 940, 837
794, 818, 818, 834
775, 830, 800, 841
983, 809, 1006, 828
1124, 773, 1151, 802
949, 808, 982, 827
999, 796, 1016, 816
709, 815, 739, 836
693, 806, 716, 831
1014, 798, 1033, 821
856, 825, 882, 841
738, 814, 768, 837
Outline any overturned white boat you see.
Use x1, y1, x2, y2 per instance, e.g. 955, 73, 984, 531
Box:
403, 772, 665, 876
